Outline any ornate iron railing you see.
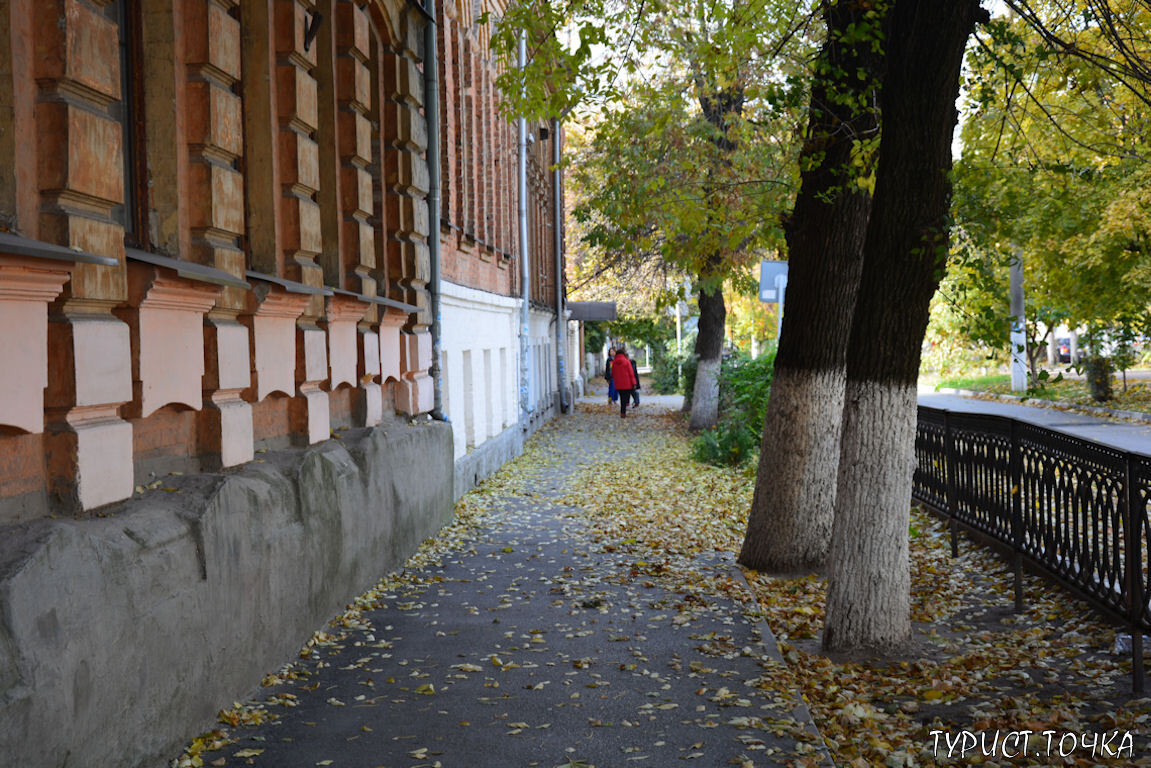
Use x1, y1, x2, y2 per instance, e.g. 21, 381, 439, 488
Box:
913, 406, 1151, 692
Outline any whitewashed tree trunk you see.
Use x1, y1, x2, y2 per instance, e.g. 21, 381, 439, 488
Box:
741, 367, 846, 571
689, 357, 720, 430
821, 0, 984, 651
823, 380, 917, 650
738, 0, 884, 574
687, 284, 725, 430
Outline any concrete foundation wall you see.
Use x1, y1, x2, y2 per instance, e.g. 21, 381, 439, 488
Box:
452, 397, 559, 501
0, 420, 453, 768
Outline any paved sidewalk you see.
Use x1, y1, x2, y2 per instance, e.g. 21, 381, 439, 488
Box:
919, 390, 1151, 456
175, 398, 827, 768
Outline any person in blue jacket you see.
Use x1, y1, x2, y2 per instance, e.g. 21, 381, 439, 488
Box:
604, 347, 618, 404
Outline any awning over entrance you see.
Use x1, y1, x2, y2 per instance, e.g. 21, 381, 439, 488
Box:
567, 301, 617, 322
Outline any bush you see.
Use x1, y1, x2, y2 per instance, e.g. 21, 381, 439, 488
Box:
692, 348, 777, 467
691, 419, 759, 467
1085, 355, 1113, 401
680, 354, 699, 410
651, 346, 687, 394
719, 350, 776, 431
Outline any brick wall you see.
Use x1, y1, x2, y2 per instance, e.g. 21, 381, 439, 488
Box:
0, 0, 438, 519
435, 0, 560, 308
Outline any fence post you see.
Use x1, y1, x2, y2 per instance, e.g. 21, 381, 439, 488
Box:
1125, 454, 1145, 694
945, 410, 958, 558
1010, 419, 1024, 614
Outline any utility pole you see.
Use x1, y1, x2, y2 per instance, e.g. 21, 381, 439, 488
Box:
1010, 252, 1028, 392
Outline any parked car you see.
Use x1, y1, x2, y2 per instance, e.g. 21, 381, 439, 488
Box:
1056, 338, 1072, 363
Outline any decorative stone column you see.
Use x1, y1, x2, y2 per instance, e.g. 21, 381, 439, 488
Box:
201, 312, 254, 469
379, 305, 407, 402
397, 326, 433, 416
44, 299, 134, 512
294, 319, 331, 443
242, 276, 326, 445
358, 324, 382, 426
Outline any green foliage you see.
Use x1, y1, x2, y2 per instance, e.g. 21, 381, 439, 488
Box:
680, 354, 700, 409
936, 373, 1011, 391
719, 348, 777, 434
559, 0, 812, 336
607, 315, 674, 350
691, 419, 758, 467
584, 322, 607, 355
650, 346, 687, 394
940, 10, 1151, 375
692, 349, 777, 467
1084, 355, 1114, 402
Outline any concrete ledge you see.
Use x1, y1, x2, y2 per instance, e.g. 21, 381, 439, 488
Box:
0, 419, 453, 768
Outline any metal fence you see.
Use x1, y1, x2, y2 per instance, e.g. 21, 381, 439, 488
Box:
912, 405, 1151, 692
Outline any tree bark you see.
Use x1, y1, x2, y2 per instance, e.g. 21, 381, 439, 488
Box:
689, 282, 725, 430
823, 0, 987, 652
739, 0, 886, 572
687, 75, 742, 432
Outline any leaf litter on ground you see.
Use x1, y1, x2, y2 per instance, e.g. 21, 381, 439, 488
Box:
173, 391, 1151, 767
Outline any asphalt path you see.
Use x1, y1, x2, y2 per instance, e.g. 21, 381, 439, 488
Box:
175, 395, 827, 768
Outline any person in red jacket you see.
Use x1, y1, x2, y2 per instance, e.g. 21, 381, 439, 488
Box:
611, 347, 638, 418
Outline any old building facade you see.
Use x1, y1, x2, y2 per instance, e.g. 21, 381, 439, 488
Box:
0, 0, 572, 764
435, 0, 577, 492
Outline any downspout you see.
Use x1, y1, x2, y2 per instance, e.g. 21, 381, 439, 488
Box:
424, 0, 445, 419
518, 31, 532, 430
552, 117, 568, 413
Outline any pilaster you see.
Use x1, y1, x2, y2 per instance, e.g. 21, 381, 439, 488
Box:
201, 312, 254, 469
381, 17, 432, 415
185, 0, 248, 312
44, 299, 134, 512
276, 0, 325, 318
358, 325, 382, 427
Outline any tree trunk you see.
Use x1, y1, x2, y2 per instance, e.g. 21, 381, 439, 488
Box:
689, 282, 725, 430
824, 0, 987, 652
686, 75, 742, 432
739, 0, 886, 573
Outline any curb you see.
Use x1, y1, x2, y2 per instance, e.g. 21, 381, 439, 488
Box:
935, 387, 1151, 424
728, 563, 837, 768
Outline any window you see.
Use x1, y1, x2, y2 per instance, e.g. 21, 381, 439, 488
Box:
109, 0, 148, 247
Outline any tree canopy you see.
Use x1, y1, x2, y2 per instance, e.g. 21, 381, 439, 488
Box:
936, 4, 1151, 372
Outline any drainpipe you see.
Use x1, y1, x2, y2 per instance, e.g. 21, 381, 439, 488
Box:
517, 31, 532, 430
552, 117, 568, 413
424, 0, 445, 420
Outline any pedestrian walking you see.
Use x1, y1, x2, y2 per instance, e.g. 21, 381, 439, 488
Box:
611, 348, 638, 418
629, 355, 640, 408
605, 347, 618, 404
